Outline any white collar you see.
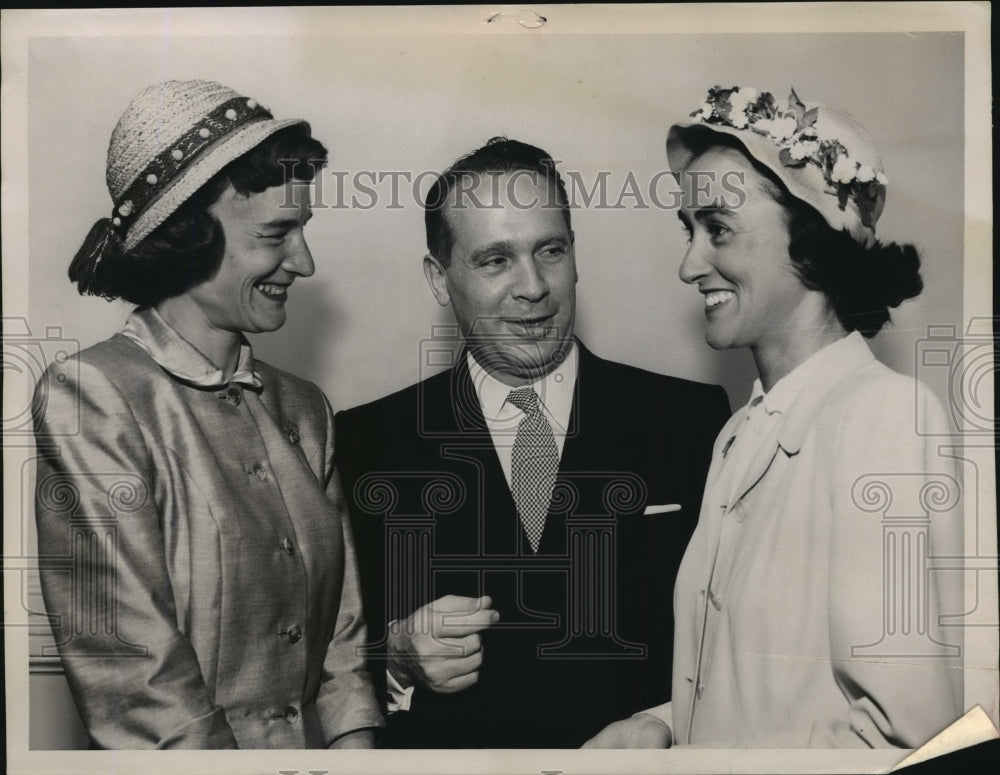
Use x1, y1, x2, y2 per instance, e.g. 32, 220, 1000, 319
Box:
467, 341, 578, 434
750, 331, 862, 415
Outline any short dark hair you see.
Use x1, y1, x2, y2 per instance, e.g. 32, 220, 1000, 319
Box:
692, 134, 922, 337
779, 193, 923, 337
423, 137, 571, 265
70, 124, 328, 307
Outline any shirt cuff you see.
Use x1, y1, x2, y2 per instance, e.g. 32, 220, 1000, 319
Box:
386, 668, 415, 713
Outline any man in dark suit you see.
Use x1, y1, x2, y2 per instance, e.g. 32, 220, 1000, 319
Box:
335, 138, 730, 748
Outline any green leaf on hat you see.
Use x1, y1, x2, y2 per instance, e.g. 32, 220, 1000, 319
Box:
857, 183, 884, 228
837, 183, 850, 212
758, 91, 778, 118
788, 88, 806, 121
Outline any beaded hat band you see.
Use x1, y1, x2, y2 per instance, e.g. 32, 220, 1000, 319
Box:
667, 86, 887, 247
105, 79, 306, 252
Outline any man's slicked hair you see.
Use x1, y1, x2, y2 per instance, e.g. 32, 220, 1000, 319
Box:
423, 137, 572, 265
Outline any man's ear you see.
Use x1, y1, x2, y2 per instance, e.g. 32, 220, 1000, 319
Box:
423, 254, 451, 307
570, 229, 579, 282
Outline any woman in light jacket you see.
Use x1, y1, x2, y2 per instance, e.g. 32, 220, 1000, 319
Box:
584, 87, 963, 748
33, 79, 383, 749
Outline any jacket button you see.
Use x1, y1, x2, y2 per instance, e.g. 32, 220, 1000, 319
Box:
287, 624, 302, 644
286, 426, 300, 445
732, 503, 747, 522
696, 682, 705, 699
708, 589, 722, 610
283, 706, 299, 723
279, 537, 295, 556
227, 387, 241, 406
249, 464, 267, 481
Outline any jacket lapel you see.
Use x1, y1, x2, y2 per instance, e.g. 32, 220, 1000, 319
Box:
447, 352, 523, 555
550, 339, 587, 474
727, 420, 784, 508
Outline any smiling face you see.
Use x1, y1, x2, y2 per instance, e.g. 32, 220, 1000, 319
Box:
186, 179, 315, 336
677, 146, 817, 357
424, 172, 577, 386
155, 179, 317, 372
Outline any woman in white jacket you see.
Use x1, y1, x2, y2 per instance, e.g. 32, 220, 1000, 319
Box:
584, 86, 964, 749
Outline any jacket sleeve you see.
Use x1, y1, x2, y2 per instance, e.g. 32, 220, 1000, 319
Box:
315, 397, 385, 744
333, 405, 392, 713
825, 377, 964, 748
33, 360, 238, 749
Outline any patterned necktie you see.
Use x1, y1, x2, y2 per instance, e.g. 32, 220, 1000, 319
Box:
507, 387, 559, 553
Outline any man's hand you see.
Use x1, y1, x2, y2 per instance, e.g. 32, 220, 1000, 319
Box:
387, 595, 499, 694
581, 713, 673, 749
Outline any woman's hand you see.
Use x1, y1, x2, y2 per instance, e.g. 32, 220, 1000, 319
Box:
328, 729, 377, 748
581, 713, 673, 748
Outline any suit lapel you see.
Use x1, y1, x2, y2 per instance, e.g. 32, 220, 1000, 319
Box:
448, 343, 631, 554
446, 353, 523, 555
551, 340, 587, 473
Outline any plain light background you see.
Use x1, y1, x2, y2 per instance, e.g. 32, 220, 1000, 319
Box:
26, 31, 964, 413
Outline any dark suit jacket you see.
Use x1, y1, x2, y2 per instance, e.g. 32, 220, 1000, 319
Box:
335, 341, 729, 748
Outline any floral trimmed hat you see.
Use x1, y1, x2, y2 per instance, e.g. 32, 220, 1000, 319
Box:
667, 86, 887, 247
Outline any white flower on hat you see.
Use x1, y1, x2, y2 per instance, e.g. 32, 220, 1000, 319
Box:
729, 91, 749, 113
681, 85, 888, 244
788, 143, 816, 161
855, 165, 875, 183
769, 116, 798, 141
831, 156, 857, 184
